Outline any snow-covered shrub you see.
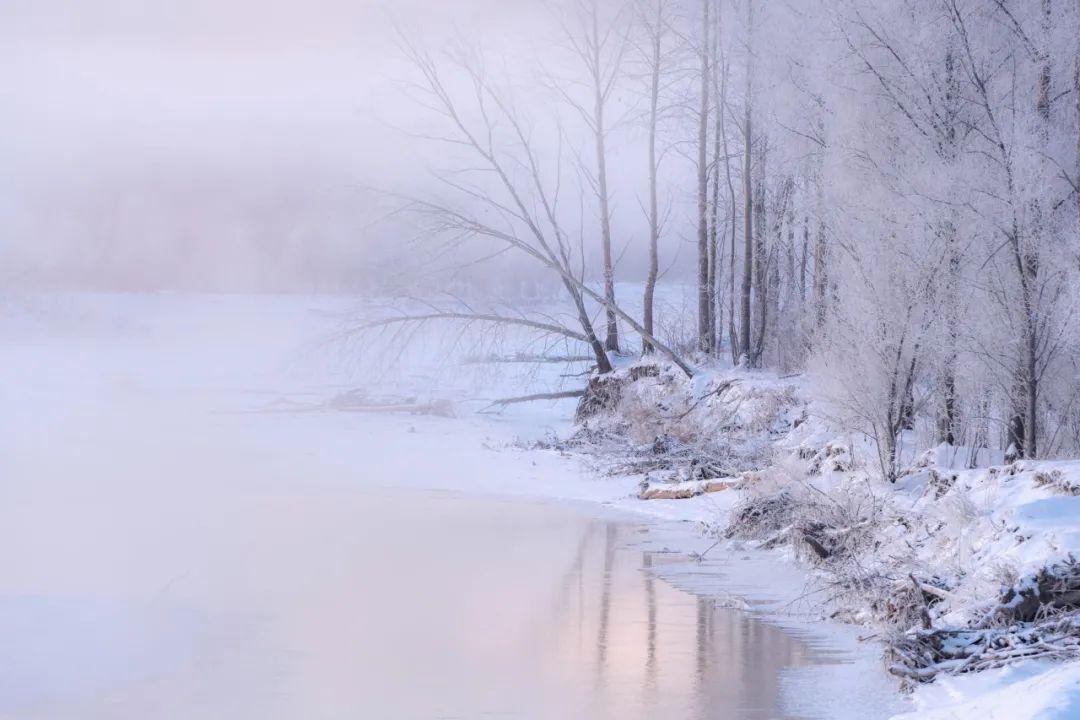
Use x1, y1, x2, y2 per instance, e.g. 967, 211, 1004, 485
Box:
573, 368, 803, 482
1033, 469, 1080, 496
725, 490, 798, 544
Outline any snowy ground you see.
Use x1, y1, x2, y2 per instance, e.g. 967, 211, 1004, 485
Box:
7, 291, 1075, 718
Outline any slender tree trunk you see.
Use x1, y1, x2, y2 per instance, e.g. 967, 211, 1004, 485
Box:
812, 220, 827, 329
1075, 8, 1080, 229
799, 215, 809, 304
939, 368, 957, 445
708, 2, 724, 355
1026, 326, 1038, 458
1007, 372, 1026, 458
751, 139, 768, 367
642, 0, 662, 355
696, 0, 712, 354
938, 216, 959, 445
1014, 0, 1053, 458
588, 4, 619, 353
937, 47, 961, 446
707, 158, 720, 355
718, 55, 739, 363
738, 0, 754, 365
782, 200, 795, 370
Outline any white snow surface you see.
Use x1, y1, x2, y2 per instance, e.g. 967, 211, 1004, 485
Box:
892, 661, 1080, 719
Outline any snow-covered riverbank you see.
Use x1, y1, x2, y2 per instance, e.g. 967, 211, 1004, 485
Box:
557, 361, 1080, 720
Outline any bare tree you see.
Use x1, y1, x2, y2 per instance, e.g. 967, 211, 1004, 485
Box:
390, 37, 695, 378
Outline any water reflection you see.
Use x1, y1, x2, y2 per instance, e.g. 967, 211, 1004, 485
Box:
1, 491, 818, 719
553, 519, 815, 720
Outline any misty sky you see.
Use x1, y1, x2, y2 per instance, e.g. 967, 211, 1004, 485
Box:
0, 0, 557, 292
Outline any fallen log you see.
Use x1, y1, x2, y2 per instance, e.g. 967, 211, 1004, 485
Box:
637, 477, 740, 500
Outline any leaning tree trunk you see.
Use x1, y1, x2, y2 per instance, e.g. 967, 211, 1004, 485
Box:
564, 277, 613, 374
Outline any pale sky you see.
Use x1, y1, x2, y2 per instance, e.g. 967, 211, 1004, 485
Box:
0, 0, 684, 292
0, 1, 531, 290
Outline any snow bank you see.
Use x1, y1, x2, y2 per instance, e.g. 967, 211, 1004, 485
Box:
567, 362, 1080, 720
